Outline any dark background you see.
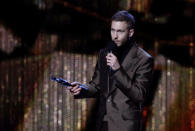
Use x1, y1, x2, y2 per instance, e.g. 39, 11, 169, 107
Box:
0, 0, 194, 66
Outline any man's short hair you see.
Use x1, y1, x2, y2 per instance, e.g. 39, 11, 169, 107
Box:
111, 10, 135, 29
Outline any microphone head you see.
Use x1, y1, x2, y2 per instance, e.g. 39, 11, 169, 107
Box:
50, 76, 72, 86
107, 41, 118, 55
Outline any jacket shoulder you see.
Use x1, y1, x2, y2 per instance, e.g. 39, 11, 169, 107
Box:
137, 47, 153, 60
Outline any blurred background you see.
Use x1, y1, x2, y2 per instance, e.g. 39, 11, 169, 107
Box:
0, 0, 194, 130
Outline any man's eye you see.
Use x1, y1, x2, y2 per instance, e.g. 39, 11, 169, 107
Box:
118, 30, 124, 33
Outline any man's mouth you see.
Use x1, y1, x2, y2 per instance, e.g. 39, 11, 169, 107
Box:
114, 41, 120, 43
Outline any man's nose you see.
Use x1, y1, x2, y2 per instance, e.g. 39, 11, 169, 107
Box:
114, 32, 118, 39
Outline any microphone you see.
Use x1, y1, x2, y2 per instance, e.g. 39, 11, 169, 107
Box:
108, 50, 112, 71
50, 76, 88, 90
50, 76, 72, 86
107, 41, 118, 73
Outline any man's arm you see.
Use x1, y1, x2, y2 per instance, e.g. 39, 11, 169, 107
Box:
68, 50, 103, 98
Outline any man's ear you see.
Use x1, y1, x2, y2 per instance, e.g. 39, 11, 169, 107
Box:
129, 29, 134, 37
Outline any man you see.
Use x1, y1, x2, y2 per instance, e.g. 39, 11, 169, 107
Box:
68, 10, 154, 131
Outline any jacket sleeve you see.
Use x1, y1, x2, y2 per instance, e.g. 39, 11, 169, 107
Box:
112, 57, 154, 103
74, 50, 102, 99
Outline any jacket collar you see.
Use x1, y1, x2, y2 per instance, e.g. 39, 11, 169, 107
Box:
121, 42, 138, 70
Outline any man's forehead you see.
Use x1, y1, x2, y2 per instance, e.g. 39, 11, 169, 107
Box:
111, 21, 128, 29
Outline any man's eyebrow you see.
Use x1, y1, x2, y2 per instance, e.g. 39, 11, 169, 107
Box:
111, 28, 126, 32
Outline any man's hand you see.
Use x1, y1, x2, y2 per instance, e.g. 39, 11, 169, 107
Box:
106, 53, 120, 70
67, 82, 82, 95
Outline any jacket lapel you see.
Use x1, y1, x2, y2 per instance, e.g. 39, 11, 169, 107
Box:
107, 44, 139, 96
121, 44, 138, 70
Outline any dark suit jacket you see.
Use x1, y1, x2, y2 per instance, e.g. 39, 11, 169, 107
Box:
76, 43, 153, 131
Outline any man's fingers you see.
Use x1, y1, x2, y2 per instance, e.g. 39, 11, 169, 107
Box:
106, 53, 112, 58
67, 86, 73, 90
106, 56, 113, 63
73, 91, 80, 95
72, 88, 82, 95
74, 87, 82, 92
71, 86, 81, 95
106, 53, 116, 62
107, 62, 112, 66
106, 58, 113, 65
66, 81, 82, 96
106, 56, 111, 60
71, 85, 79, 92
107, 53, 115, 57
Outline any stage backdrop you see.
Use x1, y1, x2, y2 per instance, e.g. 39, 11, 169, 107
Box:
0, 51, 97, 131
145, 55, 195, 131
